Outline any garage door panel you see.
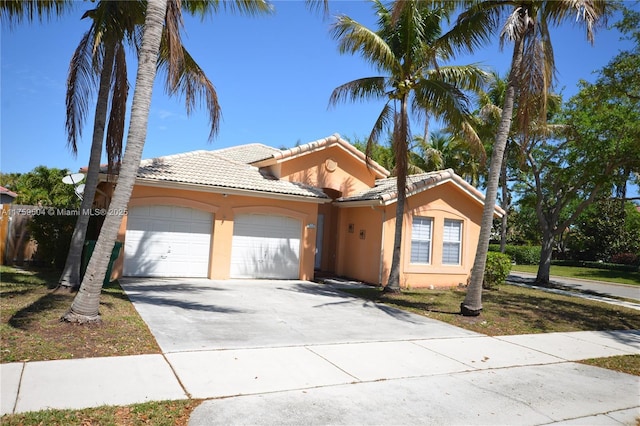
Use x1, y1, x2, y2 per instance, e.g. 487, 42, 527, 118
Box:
230, 214, 301, 279
124, 206, 212, 278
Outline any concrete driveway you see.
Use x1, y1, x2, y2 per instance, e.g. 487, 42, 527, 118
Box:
119, 278, 478, 353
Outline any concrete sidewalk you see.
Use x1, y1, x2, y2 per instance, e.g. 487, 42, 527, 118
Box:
2, 330, 639, 425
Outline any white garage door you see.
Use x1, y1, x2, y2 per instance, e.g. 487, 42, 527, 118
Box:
124, 205, 212, 277
230, 214, 301, 279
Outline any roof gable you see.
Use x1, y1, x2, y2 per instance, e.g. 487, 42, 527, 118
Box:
336, 169, 504, 216
253, 134, 390, 180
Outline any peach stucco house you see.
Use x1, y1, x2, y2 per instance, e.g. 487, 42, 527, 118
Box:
102, 134, 502, 289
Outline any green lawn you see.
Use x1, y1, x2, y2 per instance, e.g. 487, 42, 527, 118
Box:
511, 264, 640, 286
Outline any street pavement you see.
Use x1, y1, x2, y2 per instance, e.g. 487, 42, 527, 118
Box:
1, 278, 639, 425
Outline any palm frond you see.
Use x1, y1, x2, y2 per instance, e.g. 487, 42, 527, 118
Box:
367, 102, 395, 152
443, 0, 506, 56
331, 15, 400, 74
163, 0, 186, 89
0, 0, 74, 27
500, 6, 530, 49
328, 77, 388, 107
413, 78, 472, 125
424, 64, 489, 93
160, 45, 222, 141
66, 29, 98, 154
181, 0, 273, 17
544, 0, 611, 44
304, 0, 329, 18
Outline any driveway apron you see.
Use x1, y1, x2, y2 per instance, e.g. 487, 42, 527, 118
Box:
119, 278, 478, 353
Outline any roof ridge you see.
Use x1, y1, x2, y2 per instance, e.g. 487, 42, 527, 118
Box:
207, 150, 259, 170
139, 149, 210, 167
214, 143, 280, 154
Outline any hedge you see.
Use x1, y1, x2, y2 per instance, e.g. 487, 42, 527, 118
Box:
488, 244, 541, 265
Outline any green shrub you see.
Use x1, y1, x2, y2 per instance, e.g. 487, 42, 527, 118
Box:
488, 244, 540, 265
483, 252, 512, 290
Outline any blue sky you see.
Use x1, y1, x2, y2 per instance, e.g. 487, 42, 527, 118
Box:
1, 0, 637, 181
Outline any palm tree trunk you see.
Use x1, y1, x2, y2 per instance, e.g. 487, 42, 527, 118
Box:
385, 96, 409, 293
499, 151, 509, 253
59, 43, 115, 290
62, 0, 168, 323
461, 35, 525, 316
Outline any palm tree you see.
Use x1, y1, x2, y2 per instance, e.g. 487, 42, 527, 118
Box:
330, 0, 486, 292
59, 0, 223, 290
62, 0, 272, 323
457, 0, 610, 316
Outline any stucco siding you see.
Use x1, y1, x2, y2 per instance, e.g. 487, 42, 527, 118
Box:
278, 145, 378, 197
335, 206, 384, 285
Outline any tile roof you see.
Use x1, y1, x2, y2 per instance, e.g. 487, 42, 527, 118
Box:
135, 150, 328, 200
215, 143, 281, 164
0, 186, 17, 198
337, 169, 504, 216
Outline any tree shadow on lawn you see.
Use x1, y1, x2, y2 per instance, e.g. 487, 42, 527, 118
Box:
483, 290, 640, 332
8, 291, 74, 330
0, 267, 60, 289
7, 281, 131, 330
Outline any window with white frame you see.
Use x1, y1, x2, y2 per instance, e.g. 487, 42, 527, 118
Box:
410, 217, 433, 264
442, 219, 462, 265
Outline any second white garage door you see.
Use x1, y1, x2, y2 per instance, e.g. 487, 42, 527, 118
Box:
230, 214, 301, 279
124, 205, 212, 277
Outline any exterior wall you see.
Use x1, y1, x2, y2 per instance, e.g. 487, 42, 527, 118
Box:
114, 184, 319, 280
277, 145, 378, 197
316, 202, 339, 272
398, 182, 483, 288
335, 205, 384, 285
337, 181, 484, 289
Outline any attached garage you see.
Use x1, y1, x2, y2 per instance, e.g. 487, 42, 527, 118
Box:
230, 214, 301, 279
124, 205, 212, 277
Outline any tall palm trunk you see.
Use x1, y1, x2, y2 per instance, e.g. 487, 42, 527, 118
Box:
461, 34, 525, 316
62, 0, 168, 323
385, 95, 409, 293
59, 43, 115, 290
499, 150, 509, 253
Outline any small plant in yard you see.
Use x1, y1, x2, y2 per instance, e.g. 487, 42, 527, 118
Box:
483, 252, 512, 290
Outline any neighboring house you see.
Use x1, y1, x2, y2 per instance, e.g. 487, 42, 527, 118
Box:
99, 134, 502, 288
0, 186, 17, 265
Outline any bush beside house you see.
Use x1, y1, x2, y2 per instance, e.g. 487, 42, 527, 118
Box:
483, 252, 512, 289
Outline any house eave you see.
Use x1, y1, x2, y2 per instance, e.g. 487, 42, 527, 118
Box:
134, 178, 331, 204
335, 199, 384, 208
